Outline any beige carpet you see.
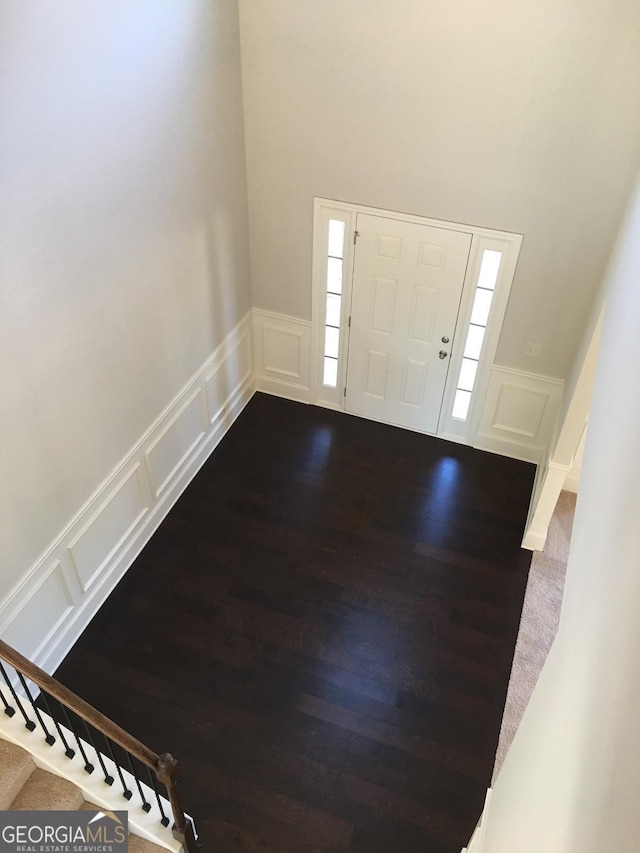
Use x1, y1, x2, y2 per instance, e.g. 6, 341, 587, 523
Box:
0, 736, 164, 852
492, 490, 577, 781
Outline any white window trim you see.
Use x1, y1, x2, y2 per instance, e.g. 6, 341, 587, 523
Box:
311, 197, 523, 443
310, 202, 357, 409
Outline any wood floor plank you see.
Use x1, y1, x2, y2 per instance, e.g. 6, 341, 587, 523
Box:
52, 394, 534, 852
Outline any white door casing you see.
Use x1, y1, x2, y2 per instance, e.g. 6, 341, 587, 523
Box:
311, 198, 523, 446
345, 214, 472, 434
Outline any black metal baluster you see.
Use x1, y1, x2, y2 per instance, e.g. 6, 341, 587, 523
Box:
0, 663, 35, 730
0, 686, 15, 718
125, 753, 151, 812
147, 767, 170, 827
104, 739, 131, 799
80, 719, 113, 785
59, 705, 94, 773
16, 672, 55, 745
43, 695, 75, 759
15, 675, 50, 741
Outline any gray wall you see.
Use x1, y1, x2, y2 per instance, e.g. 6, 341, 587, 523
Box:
239, 0, 640, 378
481, 180, 640, 853
0, 0, 251, 593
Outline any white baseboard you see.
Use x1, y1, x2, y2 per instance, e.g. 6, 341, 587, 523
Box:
251, 311, 564, 468
474, 366, 564, 464
563, 472, 580, 493
0, 313, 255, 674
522, 460, 570, 551
437, 432, 469, 447
466, 788, 492, 853
254, 375, 311, 403
522, 528, 549, 550
563, 422, 586, 493
252, 308, 311, 403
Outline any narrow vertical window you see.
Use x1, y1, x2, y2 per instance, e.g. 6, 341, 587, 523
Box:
323, 220, 346, 386
452, 249, 502, 420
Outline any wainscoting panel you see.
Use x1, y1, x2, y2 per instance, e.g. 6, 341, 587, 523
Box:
1, 562, 74, 662
0, 312, 255, 674
251, 310, 563, 466
144, 390, 206, 499
474, 366, 564, 463
252, 309, 312, 402
67, 465, 148, 592
204, 328, 252, 425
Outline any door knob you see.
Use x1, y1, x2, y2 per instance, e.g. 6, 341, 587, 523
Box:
441, 336, 450, 343
439, 350, 448, 359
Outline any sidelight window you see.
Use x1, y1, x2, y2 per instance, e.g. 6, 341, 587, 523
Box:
452, 249, 502, 420
323, 219, 346, 387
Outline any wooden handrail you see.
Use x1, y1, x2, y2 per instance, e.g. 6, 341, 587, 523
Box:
0, 638, 195, 850
0, 638, 158, 769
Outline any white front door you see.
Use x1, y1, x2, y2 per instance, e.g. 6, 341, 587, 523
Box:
345, 213, 472, 434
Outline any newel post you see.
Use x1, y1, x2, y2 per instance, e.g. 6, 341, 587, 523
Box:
156, 753, 198, 853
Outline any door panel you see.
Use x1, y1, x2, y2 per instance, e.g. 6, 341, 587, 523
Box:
365, 350, 389, 397
346, 214, 472, 434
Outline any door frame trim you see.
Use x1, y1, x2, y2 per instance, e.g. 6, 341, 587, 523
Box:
311, 197, 523, 443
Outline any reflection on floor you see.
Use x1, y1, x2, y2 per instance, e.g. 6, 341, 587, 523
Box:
493, 490, 577, 780
54, 393, 535, 853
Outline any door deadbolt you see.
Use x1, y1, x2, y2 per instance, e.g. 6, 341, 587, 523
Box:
439, 350, 448, 359
441, 336, 450, 343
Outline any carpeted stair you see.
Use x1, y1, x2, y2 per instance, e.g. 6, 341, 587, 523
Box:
492, 490, 576, 780
0, 736, 165, 853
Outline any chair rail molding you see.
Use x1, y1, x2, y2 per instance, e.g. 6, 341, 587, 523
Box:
0, 312, 255, 674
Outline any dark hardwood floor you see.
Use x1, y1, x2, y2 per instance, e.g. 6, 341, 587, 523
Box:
54, 393, 534, 853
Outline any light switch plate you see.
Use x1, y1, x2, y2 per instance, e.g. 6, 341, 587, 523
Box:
524, 342, 543, 358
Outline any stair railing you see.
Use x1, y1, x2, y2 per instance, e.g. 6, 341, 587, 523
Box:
0, 638, 197, 853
